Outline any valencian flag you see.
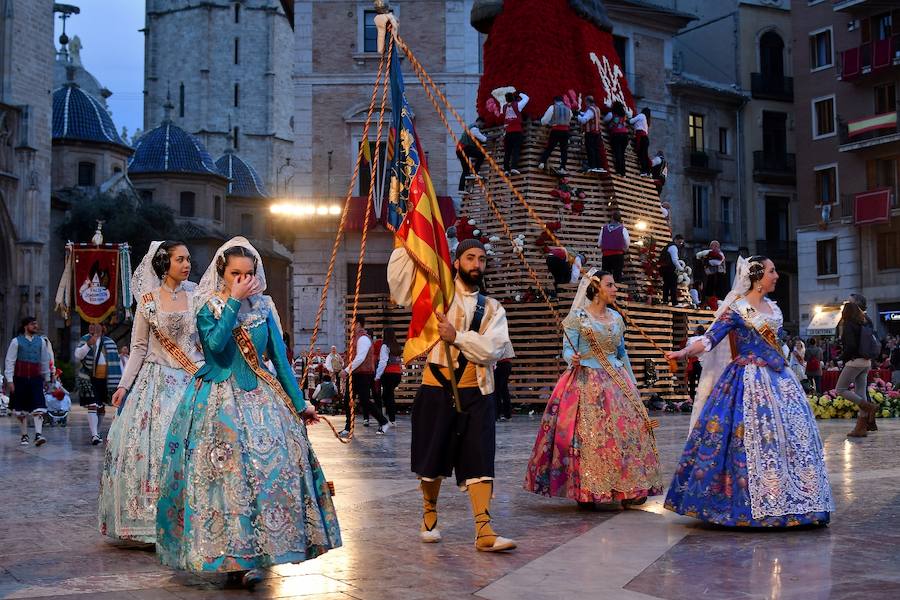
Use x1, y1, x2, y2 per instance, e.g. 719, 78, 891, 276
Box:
384, 47, 454, 362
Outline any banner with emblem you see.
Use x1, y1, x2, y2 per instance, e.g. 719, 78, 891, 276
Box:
56, 241, 132, 324
72, 246, 120, 323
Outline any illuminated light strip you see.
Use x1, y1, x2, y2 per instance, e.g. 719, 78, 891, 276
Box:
269, 203, 342, 217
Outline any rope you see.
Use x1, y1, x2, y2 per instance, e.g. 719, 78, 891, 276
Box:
299, 40, 391, 443
396, 35, 575, 349
612, 301, 680, 374
344, 37, 394, 440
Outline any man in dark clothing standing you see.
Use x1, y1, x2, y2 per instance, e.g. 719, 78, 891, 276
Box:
341, 316, 390, 437
659, 234, 684, 306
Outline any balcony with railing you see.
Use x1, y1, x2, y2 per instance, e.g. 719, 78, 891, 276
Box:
682, 146, 721, 175
755, 239, 797, 264
838, 34, 900, 81
750, 73, 793, 102
752, 151, 796, 184
836, 189, 899, 225
838, 109, 900, 151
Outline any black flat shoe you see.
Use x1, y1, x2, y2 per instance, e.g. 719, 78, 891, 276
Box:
242, 569, 263, 590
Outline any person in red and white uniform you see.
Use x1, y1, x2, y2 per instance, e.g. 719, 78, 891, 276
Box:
538, 96, 573, 174
501, 90, 529, 175
577, 95, 608, 174
629, 107, 652, 177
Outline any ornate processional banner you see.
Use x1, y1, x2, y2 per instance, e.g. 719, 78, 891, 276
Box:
72, 246, 119, 324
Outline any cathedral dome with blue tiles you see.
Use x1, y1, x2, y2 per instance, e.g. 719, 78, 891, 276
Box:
52, 84, 128, 148
128, 119, 222, 177
215, 150, 269, 198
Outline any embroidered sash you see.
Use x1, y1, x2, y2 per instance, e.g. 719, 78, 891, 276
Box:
231, 324, 336, 495
141, 293, 199, 376
231, 325, 297, 415
732, 298, 786, 359
582, 326, 660, 435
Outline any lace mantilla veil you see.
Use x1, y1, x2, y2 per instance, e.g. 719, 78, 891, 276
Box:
689, 255, 752, 429
131, 241, 197, 305
193, 235, 263, 307
569, 266, 600, 316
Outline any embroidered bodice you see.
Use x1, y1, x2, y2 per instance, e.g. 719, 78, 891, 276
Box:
702, 297, 787, 371
562, 308, 635, 381
193, 295, 305, 411
119, 287, 203, 390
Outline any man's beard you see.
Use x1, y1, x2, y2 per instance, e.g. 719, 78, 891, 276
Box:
458, 268, 483, 288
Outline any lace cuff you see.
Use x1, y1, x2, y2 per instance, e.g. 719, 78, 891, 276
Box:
691, 334, 713, 353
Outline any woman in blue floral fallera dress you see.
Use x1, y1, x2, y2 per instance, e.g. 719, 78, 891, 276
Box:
156, 238, 340, 589
665, 257, 834, 527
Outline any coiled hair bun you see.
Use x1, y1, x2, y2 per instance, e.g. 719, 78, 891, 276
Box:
747, 255, 769, 285
151, 241, 188, 278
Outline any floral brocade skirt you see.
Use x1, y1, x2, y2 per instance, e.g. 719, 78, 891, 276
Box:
98, 362, 193, 543
155, 377, 341, 572
524, 367, 662, 503
664, 362, 833, 527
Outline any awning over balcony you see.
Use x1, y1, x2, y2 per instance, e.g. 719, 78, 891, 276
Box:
847, 111, 898, 138
854, 188, 891, 225
805, 308, 842, 338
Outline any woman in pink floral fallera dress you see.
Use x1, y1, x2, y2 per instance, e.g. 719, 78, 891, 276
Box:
524, 269, 662, 508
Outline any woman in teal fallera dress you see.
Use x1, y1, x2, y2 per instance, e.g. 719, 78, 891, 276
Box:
156, 238, 340, 588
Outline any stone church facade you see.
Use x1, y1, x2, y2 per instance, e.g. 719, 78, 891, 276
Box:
0, 0, 54, 346
143, 0, 295, 196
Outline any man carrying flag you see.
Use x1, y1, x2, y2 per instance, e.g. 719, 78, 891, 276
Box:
382, 36, 515, 552
388, 240, 516, 552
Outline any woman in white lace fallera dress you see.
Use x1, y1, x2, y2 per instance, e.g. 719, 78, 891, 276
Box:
98, 241, 203, 543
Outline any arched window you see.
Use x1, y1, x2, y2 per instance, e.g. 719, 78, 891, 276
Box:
179, 191, 196, 217
759, 31, 785, 82
179, 82, 185, 118
214, 195, 222, 221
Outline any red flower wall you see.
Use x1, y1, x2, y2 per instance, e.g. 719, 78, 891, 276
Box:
477, 0, 636, 121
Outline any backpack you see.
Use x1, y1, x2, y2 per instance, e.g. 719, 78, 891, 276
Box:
858, 322, 880, 359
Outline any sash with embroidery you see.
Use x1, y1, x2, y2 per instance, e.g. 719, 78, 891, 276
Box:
732, 298, 786, 360
141, 292, 199, 376
581, 325, 660, 436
